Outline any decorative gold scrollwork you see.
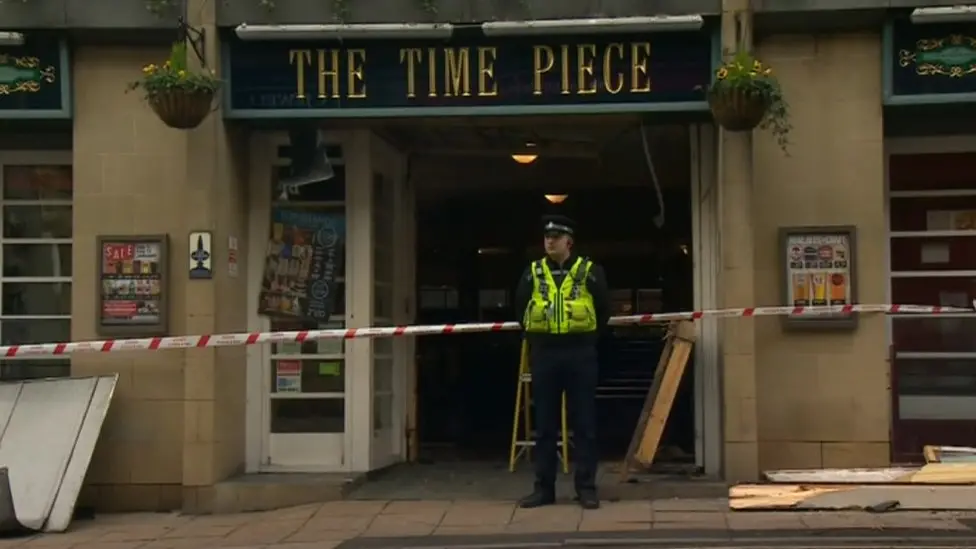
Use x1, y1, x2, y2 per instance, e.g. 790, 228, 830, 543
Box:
0, 53, 58, 95
898, 34, 976, 78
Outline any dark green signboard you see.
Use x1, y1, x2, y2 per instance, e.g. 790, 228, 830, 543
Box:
886, 19, 976, 103
0, 36, 70, 118
224, 30, 715, 117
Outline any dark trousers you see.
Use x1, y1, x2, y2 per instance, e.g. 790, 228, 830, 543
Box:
530, 343, 599, 495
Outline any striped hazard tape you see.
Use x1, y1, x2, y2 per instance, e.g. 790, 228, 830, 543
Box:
1, 303, 969, 359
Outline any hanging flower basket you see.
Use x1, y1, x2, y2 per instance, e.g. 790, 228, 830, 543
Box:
128, 42, 220, 131
148, 88, 215, 129
707, 50, 792, 153
708, 88, 769, 132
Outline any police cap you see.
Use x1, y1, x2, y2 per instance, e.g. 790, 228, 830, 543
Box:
541, 215, 576, 237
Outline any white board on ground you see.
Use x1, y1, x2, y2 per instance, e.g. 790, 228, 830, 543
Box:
46, 376, 117, 532
0, 375, 117, 532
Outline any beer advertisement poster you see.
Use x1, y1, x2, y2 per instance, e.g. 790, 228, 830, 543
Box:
780, 226, 857, 330
259, 209, 345, 321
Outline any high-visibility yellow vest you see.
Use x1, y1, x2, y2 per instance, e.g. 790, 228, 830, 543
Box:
523, 257, 597, 334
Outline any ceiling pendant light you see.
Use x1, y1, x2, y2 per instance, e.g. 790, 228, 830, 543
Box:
545, 194, 568, 204
511, 142, 539, 164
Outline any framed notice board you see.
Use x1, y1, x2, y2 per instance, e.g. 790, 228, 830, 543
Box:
96, 235, 169, 337
779, 226, 858, 331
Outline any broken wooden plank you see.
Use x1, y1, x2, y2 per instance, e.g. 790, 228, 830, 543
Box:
729, 483, 976, 511
764, 468, 919, 484
924, 445, 976, 464
763, 463, 976, 485
903, 463, 976, 484
619, 324, 676, 483
631, 321, 696, 469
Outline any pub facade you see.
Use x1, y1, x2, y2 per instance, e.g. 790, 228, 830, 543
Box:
0, 0, 973, 513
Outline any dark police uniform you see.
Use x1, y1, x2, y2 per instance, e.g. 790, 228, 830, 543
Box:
513, 215, 610, 509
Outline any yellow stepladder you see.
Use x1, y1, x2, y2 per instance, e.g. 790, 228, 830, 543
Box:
508, 339, 570, 473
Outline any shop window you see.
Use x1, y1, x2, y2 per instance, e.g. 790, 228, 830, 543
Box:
0, 164, 71, 381
889, 150, 976, 461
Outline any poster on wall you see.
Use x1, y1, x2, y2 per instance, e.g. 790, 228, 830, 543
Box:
780, 226, 857, 331
258, 209, 345, 322
97, 235, 169, 336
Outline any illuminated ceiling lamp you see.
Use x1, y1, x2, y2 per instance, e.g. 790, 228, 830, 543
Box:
511, 142, 539, 165
545, 194, 568, 204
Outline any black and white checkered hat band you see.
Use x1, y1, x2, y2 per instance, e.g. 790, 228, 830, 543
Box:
545, 222, 573, 235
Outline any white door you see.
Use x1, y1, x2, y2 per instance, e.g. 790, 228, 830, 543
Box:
369, 135, 409, 469
250, 132, 350, 471
261, 311, 347, 470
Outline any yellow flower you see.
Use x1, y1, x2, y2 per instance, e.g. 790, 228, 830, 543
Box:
749, 71, 757, 77
716, 67, 728, 80
178, 70, 186, 78
763, 68, 773, 76
164, 61, 171, 68
752, 60, 762, 72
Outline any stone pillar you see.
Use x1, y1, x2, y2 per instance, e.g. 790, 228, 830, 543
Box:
71, 0, 248, 511
719, 0, 760, 481
72, 44, 189, 510
181, 0, 250, 512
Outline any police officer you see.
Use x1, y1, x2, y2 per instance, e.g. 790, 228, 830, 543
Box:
514, 215, 609, 509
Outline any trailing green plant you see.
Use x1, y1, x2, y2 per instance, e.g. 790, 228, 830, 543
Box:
127, 41, 220, 100
709, 49, 791, 153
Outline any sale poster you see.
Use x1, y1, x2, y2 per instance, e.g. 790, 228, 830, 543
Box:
100, 240, 163, 326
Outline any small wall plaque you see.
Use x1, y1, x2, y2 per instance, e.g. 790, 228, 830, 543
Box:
189, 231, 213, 280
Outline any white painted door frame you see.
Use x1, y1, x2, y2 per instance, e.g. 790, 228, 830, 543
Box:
244, 129, 370, 473
690, 123, 722, 477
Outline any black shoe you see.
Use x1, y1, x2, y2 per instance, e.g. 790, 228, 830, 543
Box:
577, 490, 600, 510
518, 490, 556, 508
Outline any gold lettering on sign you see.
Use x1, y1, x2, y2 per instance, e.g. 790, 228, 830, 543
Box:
317, 49, 340, 99
532, 45, 554, 96
576, 44, 597, 95
560, 44, 570, 95
603, 43, 624, 94
347, 49, 367, 98
444, 48, 471, 97
477, 47, 498, 97
631, 42, 651, 92
289, 49, 311, 99
427, 48, 438, 97
400, 48, 423, 98
529, 41, 655, 96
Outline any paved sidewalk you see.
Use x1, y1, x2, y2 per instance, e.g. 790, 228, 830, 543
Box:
5, 499, 976, 549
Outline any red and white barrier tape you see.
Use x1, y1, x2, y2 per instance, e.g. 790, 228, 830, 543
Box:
0, 303, 969, 359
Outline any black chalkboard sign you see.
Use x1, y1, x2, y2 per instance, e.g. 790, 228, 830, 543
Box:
258, 208, 345, 322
